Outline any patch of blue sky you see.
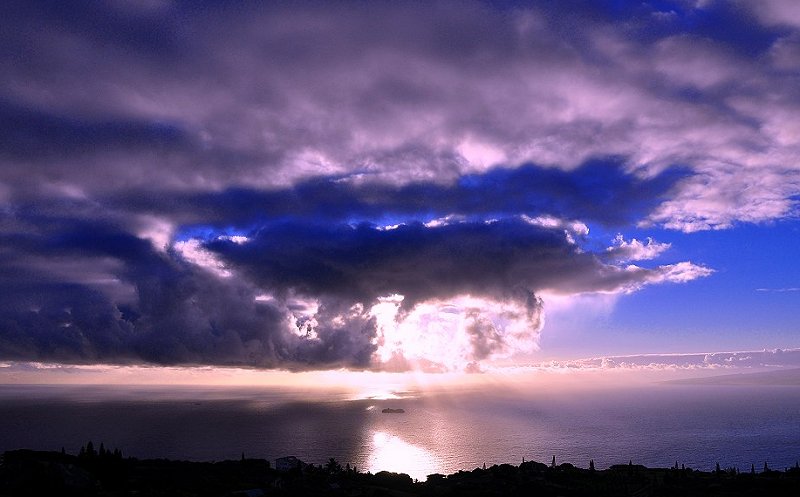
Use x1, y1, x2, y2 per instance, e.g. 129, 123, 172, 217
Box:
174, 224, 255, 243
608, 219, 800, 350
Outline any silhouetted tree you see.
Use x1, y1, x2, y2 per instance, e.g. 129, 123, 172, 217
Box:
764, 461, 770, 473
86, 441, 96, 458
99, 442, 106, 457
716, 462, 721, 473
551, 456, 556, 468
589, 459, 595, 472
326, 458, 342, 473
751, 464, 756, 475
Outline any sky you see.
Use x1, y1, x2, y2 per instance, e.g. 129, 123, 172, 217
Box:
1, 0, 799, 383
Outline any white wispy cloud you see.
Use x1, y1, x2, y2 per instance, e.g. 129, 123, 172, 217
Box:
531, 348, 800, 372
606, 235, 671, 262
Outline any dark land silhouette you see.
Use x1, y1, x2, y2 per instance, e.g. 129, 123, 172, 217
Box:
2, 444, 800, 496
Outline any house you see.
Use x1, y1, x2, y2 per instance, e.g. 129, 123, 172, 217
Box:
275, 455, 305, 472
231, 490, 265, 497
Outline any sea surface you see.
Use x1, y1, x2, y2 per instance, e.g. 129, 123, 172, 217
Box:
1, 383, 798, 480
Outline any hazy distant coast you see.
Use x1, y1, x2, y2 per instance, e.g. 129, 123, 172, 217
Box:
2, 447, 800, 497
664, 368, 800, 386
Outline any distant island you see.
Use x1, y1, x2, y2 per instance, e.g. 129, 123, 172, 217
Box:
2, 445, 800, 496
381, 407, 405, 413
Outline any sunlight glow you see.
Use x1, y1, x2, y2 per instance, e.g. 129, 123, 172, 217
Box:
371, 294, 543, 373
368, 431, 441, 481
351, 390, 403, 401
173, 239, 231, 277
0, 359, 748, 391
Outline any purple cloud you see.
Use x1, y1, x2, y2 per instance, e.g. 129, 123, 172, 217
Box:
6, 0, 793, 371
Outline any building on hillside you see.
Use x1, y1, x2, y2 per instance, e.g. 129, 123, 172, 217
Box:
275, 455, 305, 472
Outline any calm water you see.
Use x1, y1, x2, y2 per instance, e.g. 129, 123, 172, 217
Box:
0, 384, 798, 480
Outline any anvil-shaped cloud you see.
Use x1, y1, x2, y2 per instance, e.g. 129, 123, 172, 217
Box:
1, 0, 795, 371
0, 163, 710, 371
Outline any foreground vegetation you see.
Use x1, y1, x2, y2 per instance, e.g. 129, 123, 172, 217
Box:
2, 445, 800, 496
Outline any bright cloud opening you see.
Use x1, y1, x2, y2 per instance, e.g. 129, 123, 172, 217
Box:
371, 294, 544, 373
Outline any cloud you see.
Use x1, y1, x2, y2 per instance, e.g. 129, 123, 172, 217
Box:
112, 159, 686, 231
206, 219, 708, 304
605, 235, 671, 262
0, 0, 797, 231
10, 0, 791, 371
372, 293, 545, 373
0, 140, 706, 373
0, 217, 376, 370
0, 204, 710, 371
743, 0, 800, 29
535, 348, 800, 372
644, 261, 714, 284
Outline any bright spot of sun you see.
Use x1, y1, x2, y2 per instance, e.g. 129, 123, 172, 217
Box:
368, 431, 441, 481
362, 390, 403, 400
370, 293, 543, 372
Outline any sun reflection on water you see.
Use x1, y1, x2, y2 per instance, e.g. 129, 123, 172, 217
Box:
367, 431, 442, 481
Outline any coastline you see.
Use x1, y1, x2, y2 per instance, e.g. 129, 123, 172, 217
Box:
3, 447, 800, 496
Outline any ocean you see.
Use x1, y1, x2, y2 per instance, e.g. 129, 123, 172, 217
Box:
0, 383, 798, 481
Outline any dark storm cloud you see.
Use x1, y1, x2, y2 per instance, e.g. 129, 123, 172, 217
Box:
0, 201, 707, 369
0, 280, 134, 363
0, 215, 376, 369
206, 219, 684, 307
0, 99, 188, 161
5, 0, 781, 369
